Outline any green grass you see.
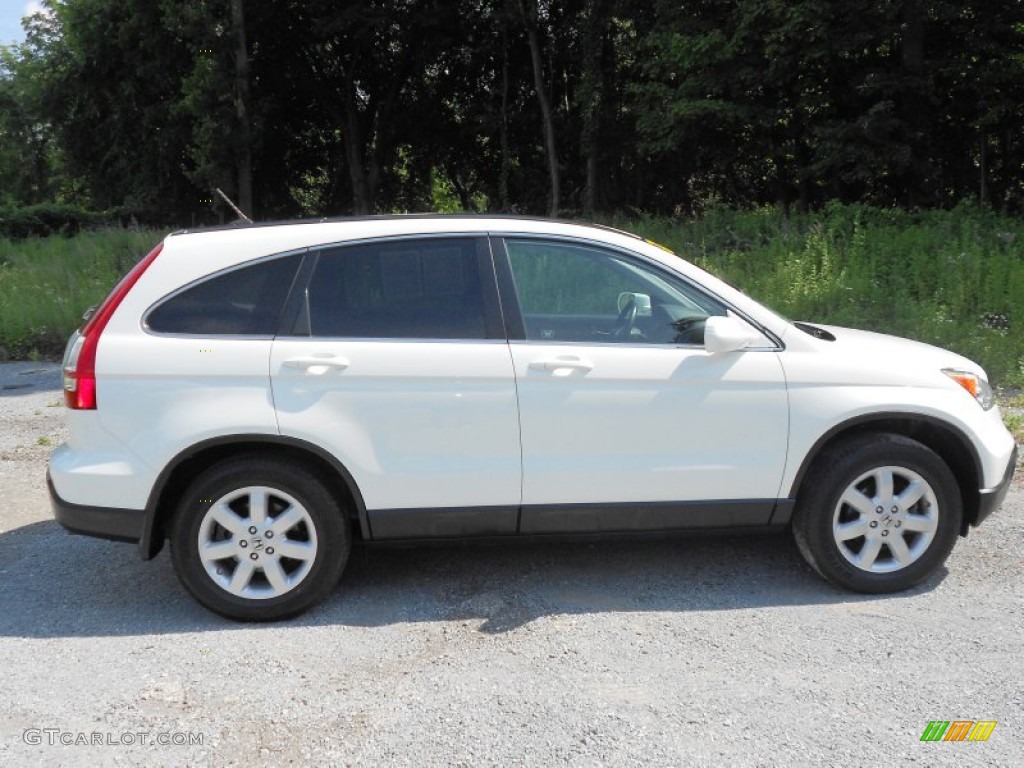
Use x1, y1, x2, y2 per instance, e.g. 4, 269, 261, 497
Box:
0, 228, 161, 358
618, 202, 1024, 388
1004, 413, 1023, 443
1, 204, 1022, 391
1002, 392, 1024, 444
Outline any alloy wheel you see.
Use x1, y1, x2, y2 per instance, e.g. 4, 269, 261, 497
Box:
832, 465, 939, 573
197, 486, 318, 599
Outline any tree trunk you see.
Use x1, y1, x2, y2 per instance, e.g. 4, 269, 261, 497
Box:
499, 10, 511, 211
342, 78, 372, 215
900, 0, 926, 207
230, 0, 254, 218
901, 0, 925, 74
580, 0, 604, 217
979, 132, 987, 207
520, 0, 560, 217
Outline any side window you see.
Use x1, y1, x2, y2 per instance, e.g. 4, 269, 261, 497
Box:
504, 239, 727, 344
306, 238, 490, 339
146, 253, 302, 335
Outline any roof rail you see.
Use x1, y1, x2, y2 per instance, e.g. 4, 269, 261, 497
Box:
169, 213, 643, 240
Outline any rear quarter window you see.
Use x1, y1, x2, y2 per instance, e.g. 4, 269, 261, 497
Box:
146, 253, 302, 335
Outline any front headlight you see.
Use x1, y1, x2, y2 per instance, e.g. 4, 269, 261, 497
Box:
942, 368, 995, 410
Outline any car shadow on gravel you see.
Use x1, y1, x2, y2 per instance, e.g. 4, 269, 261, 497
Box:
0, 362, 62, 396
0, 521, 948, 638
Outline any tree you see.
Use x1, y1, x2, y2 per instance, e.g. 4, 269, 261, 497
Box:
0, 45, 56, 205
22, 0, 198, 221
518, 0, 560, 216
2, 0, 1022, 220
229, 0, 253, 216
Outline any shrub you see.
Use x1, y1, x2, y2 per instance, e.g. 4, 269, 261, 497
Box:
0, 203, 125, 239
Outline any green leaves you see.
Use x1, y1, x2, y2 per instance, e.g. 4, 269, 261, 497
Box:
1, 0, 1023, 219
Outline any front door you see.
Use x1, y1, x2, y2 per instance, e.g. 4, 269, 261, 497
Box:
496, 237, 789, 533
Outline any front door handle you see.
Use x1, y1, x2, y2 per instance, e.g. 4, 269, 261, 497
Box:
283, 355, 350, 374
528, 356, 595, 374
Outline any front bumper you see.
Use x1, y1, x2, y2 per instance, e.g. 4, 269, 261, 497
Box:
48, 470, 144, 543
975, 443, 1018, 527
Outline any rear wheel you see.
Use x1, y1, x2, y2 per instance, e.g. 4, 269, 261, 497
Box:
792, 434, 962, 593
170, 457, 350, 620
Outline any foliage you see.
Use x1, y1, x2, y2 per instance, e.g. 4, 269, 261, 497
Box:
0, 203, 124, 238
0, 228, 159, 357
630, 1, 1024, 213
1, 1, 1022, 221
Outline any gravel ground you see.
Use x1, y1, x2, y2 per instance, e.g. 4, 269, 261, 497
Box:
0, 362, 1021, 767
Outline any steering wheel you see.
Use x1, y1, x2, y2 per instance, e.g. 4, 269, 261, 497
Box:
672, 315, 707, 344
611, 298, 637, 340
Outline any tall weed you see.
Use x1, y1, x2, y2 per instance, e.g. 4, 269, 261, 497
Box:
0, 228, 161, 358
1, 208, 1022, 388
618, 203, 1024, 386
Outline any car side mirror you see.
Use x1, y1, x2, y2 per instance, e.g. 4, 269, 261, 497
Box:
704, 315, 754, 354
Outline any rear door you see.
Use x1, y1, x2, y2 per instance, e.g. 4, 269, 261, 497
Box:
494, 236, 789, 533
270, 236, 522, 539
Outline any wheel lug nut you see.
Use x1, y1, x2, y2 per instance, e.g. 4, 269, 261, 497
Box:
870, 521, 878, 528
895, 521, 901, 528
239, 540, 248, 548
891, 506, 898, 513
875, 506, 883, 514
250, 552, 259, 560
265, 531, 274, 539
881, 530, 889, 536
266, 547, 275, 555
248, 526, 258, 534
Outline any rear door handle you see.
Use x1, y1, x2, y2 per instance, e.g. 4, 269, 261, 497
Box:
283, 355, 350, 373
528, 356, 595, 373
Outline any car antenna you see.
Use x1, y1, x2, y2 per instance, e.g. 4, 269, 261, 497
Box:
214, 188, 253, 224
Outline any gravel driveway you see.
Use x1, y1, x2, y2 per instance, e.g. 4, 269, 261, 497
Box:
0, 362, 1020, 767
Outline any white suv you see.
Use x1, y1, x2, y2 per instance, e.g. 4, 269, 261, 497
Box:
49, 216, 1017, 620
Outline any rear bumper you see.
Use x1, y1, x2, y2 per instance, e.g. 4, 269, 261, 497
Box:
975, 443, 1017, 527
48, 470, 144, 543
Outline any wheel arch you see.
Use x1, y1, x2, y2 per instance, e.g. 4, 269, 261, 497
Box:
788, 413, 983, 536
140, 435, 368, 559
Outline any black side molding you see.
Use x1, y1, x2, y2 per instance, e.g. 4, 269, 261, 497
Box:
519, 499, 776, 534
369, 505, 519, 539
368, 500, 780, 539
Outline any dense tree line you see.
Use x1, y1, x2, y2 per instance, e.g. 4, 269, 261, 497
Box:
1, 0, 1022, 225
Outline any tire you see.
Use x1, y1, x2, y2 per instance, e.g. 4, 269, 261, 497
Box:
792, 433, 962, 593
170, 456, 351, 621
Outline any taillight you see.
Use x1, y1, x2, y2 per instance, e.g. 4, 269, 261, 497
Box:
63, 242, 164, 409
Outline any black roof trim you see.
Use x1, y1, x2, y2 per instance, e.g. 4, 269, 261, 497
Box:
168, 213, 643, 241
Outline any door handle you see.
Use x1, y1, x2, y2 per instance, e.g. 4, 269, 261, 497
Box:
528, 356, 594, 373
283, 355, 350, 373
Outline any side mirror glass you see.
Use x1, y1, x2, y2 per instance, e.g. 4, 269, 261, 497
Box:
704, 315, 754, 354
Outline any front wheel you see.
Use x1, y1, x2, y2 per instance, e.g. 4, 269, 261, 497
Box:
170, 456, 351, 621
792, 434, 962, 593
